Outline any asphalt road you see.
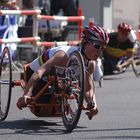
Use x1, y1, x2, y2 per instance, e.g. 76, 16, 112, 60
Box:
0, 68, 140, 140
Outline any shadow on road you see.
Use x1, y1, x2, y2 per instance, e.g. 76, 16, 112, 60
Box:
0, 119, 86, 135
0, 119, 65, 135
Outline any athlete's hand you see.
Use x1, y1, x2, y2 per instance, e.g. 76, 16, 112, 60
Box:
116, 64, 123, 72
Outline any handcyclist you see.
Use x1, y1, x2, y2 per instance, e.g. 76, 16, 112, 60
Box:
103, 22, 136, 75
16, 24, 109, 120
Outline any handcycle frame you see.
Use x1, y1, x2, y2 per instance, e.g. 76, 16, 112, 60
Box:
0, 47, 89, 132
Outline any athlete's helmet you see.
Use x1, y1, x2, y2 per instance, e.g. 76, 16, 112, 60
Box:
82, 25, 109, 47
117, 22, 131, 34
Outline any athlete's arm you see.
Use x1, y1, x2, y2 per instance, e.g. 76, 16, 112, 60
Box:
84, 61, 97, 107
116, 51, 133, 71
24, 51, 68, 96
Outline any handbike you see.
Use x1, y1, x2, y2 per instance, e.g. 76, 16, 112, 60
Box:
0, 47, 86, 132
103, 47, 140, 77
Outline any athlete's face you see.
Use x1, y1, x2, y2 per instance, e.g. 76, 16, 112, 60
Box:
118, 31, 128, 42
84, 43, 104, 60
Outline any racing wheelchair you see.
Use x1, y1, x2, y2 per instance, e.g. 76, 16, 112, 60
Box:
0, 47, 89, 132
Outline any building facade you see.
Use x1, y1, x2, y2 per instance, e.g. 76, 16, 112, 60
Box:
80, 0, 140, 30
16, 0, 140, 30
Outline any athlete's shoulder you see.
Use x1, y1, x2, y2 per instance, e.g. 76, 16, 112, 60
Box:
108, 32, 117, 38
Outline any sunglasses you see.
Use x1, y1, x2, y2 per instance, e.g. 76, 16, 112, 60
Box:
92, 43, 105, 51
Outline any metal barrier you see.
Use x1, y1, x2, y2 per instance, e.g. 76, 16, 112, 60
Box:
37, 40, 81, 48
0, 9, 84, 47
0, 8, 84, 71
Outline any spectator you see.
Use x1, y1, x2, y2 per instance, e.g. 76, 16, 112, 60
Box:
0, 0, 18, 58
50, 0, 77, 16
49, 0, 78, 40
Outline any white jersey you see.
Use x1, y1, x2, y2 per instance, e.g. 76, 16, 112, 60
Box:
48, 45, 80, 58
30, 45, 80, 71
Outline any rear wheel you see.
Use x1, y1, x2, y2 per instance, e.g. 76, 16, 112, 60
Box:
0, 47, 12, 121
61, 51, 85, 132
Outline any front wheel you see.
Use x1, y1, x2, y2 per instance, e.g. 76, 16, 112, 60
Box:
61, 51, 86, 132
132, 41, 140, 77
0, 47, 12, 121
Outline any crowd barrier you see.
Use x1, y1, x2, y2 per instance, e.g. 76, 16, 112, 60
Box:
0, 8, 140, 71
0, 8, 84, 71
0, 9, 84, 47
0, 37, 40, 44
0, 9, 40, 15
37, 40, 80, 48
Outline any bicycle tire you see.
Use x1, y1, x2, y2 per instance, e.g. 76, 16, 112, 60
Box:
61, 51, 85, 132
132, 41, 140, 77
0, 47, 12, 121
